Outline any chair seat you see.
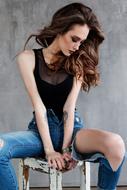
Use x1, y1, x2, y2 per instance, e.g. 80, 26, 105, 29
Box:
18, 157, 90, 190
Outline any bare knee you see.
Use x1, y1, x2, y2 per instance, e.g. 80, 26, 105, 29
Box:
104, 134, 125, 157
104, 133, 125, 171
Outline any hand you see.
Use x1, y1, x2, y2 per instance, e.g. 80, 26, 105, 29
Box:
62, 152, 78, 171
46, 150, 65, 170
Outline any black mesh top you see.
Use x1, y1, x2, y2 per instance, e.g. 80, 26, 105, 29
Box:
33, 48, 74, 120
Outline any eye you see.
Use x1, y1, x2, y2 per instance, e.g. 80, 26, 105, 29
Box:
71, 37, 78, 43
80, 40, 84, 45
71, 36, 85, 45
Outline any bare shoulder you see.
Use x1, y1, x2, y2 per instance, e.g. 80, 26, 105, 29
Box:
16, 49, 35, 70
17, 49, 34, 60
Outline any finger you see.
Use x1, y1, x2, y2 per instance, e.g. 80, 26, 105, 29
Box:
63, 156, 70, 162
52, 159, 57, 169
67, 160, 76, 170
74, 161, 78, 167
56, 159, 63, 170
56, 153, 65, 168
72, 160, 77, 169
64, 152, 71, 159
59, 157, 65, 168
66, 155, 72, 161
63, 154, 71, 162
67, 162, 73, 170
48, 158, 52, 168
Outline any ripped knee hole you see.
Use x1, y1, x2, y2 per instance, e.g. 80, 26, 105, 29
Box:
0, 139, 4, 148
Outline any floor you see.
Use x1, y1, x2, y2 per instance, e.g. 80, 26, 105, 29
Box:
30, 187, 127, 190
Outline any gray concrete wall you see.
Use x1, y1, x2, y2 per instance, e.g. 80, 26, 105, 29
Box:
0, 0, 127, 187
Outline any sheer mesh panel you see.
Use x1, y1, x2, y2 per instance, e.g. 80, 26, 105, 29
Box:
38, 49, 69, 85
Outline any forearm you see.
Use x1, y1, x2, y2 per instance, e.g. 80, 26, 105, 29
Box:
34, 105, 64, 171
62, 109, 75, 149
62, 77, 82, 149
34, 105, 54, 154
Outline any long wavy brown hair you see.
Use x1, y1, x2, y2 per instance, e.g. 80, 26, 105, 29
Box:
24, 2, 105, 91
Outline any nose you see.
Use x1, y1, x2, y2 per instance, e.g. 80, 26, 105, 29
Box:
73, 43, 80, 51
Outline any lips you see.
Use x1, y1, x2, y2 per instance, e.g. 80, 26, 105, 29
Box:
69, 50, 74, 54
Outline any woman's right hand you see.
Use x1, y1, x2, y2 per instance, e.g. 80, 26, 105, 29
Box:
46, 150, 65, 170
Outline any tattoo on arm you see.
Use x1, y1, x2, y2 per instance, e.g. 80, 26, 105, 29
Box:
63, 111, 68, 124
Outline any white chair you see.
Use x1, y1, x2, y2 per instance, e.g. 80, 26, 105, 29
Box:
18, 157, 90, 190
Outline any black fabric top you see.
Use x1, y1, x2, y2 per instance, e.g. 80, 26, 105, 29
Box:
33, 48, 73, 120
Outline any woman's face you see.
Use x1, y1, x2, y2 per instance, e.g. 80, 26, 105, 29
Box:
58, 24, 90, 56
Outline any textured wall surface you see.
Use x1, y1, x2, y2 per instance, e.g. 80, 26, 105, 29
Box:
0, 0, 127, 187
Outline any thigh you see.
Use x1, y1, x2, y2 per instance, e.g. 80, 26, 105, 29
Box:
0, 130, 44, 158
74, 128, 114, 154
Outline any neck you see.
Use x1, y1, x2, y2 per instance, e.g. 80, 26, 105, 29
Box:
46, 37, 60, 54
43, 37, 61, 65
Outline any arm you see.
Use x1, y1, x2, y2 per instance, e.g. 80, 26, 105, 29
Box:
62, 76, 82, 150
16, 50, 54, 154
17, 50, 65, 170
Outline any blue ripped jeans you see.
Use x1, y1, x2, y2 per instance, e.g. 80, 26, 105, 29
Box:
0, 109, 125, 190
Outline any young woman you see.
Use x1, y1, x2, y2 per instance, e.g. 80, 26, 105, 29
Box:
0, 2, 125, 190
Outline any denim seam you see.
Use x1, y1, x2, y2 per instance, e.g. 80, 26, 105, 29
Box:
98, 162, 105, 188
0, 158, 18, 190
8, 144, 43, 158
7, 164, 18, 190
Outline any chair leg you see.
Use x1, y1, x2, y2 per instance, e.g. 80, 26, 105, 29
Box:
56, 171, 62, 190
49, 168, 57, 190
80, 162, 90, 190
49, 168, 62, 190
19, 159, 30, 190
85, 162, 90, 189
19, 159, 24, 190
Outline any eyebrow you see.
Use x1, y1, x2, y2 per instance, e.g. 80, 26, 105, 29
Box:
72, 35, 86, 42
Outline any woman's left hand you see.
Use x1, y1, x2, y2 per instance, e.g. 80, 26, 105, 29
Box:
62, 152, 78, 171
